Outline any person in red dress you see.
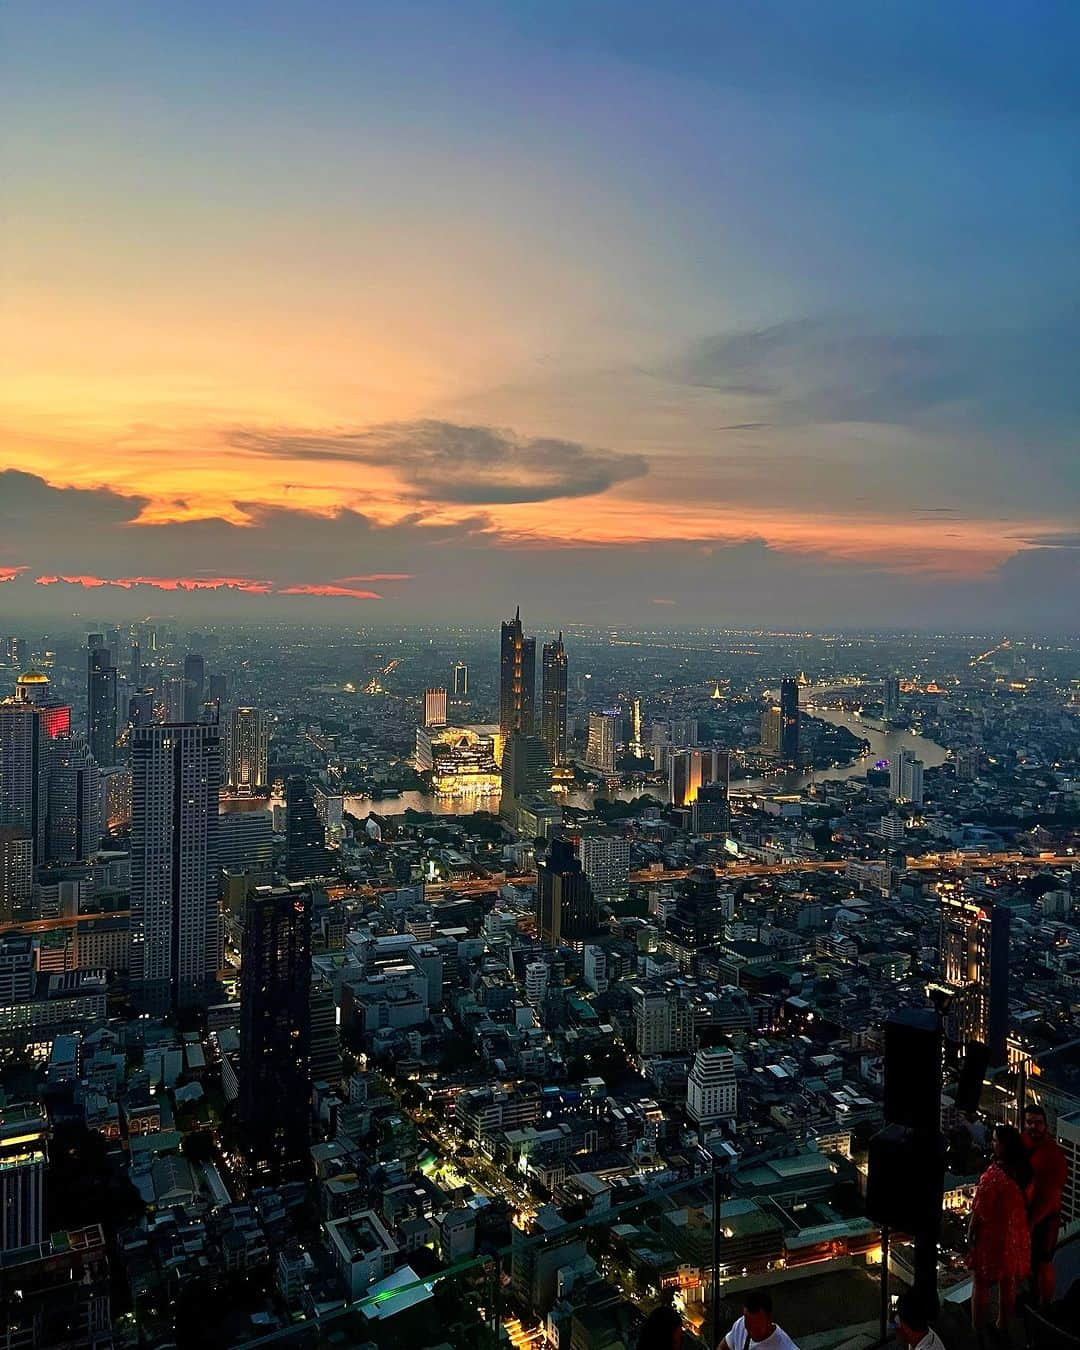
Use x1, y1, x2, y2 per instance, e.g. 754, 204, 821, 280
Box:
967, 1124, 1033, 1334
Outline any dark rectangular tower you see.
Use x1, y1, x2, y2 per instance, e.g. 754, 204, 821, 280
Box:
540, 633, 568, 767
500, 608, 535, 739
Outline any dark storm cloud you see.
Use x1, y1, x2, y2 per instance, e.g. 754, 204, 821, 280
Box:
229, 420, 648, 504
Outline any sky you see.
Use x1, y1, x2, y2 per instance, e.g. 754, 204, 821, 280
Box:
2, 1, 1078, 629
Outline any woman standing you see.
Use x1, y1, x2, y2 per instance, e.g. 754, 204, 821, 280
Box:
967, 1124, 1032, 1336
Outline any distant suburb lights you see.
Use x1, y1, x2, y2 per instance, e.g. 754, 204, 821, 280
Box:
0, 571, 412, 599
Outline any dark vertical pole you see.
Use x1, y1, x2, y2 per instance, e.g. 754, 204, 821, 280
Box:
880, 1225, 890, 1342
711, 1159, 721, 1347
1018, 1061, 1027, 1131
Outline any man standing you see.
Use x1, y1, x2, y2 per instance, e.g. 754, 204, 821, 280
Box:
1023, 1104, 1068, 1306
894, 1293, 946, 1350
718, 1292, 798, 1350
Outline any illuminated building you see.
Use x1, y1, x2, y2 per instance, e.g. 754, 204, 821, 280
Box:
780, 677, 800, 762
99, 765, 133, 834
585, 711, 619, 774
162, 677, 186, 723
536, 837, 598, 949
240, 885, 312, 1181
183, 653, 205, 722
629, 696, 643, 758
687, 1046, 737, 1125
127, 687, 155, 730
422, 687, 448, 728
0, 1102, 49, 1252
499, 607, 535, 738
760, 704, 782, 751
579, 828, 631, 901
939, 883, 1010, 1065
452, 662, 469, 697
540, 634, 568, 767
87, 638, 117, 768
669, 747, 729, 808
227, 706, 269, 796
131, 722, 222, 1012
416, 724, 501, 797
45, 735, 101, 863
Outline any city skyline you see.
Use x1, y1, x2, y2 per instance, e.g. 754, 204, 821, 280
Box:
2, 2, 1078, 629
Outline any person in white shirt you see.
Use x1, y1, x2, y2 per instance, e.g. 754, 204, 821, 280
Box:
894, 1293, 946, 1350
717, 1291, 799, 1350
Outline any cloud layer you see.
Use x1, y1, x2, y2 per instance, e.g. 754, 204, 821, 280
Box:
231, 421, 648, 505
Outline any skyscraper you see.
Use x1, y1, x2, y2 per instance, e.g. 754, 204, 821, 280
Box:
668, 748, 729, 808
127, 687, 155, 730
452, 662, 469, 697
46, 734, 101, 863
284, 776, 334, 881
890, 747, 925, 804
0, 1103, 48, 1252
130, 722, 222, 1012
240, 885, 312, 1181
87, 638, 117, 768
500, 733, 551, 815
423, 687, 448, 729
0, 828, 32, 923
227, 706, 269, 796
540, 634, 568, 767
0, 673, 70, 864
780, 677, 800, 762
499, 607, 535, 739
183, 653, 206, 722
939, 885, 1010, 1066
692, 778, 731, 837
585, 711, 619, 774
536, 837, 598, 948
883, 675, 901, 720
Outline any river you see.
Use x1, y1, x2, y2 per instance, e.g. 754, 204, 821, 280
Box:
226, 708, 944, 819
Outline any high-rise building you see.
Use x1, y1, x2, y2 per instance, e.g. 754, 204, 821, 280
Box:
500, 733, 551, 815
46, 734, 101, 863
130, 722, 222, 1012
0, 673, 70, 863
127, 687, 155, 731
686, 1046, 737, 1125
1058, 1113, 1080, 1225
228, 706, 269, 796
163, 677, 186, 723
585, 711, 619, 774
500, 608, 536, 738
423, 688, 448, 729
629, 697, 643, 758
692, 778, 731, 837
632, 986, 693, 1057
3, 639, 27, 670
890, 747, 925, 804
284, 776, 334, 882
0, 1103, 49, 1252
218, 810, 274, 883
183, 653, 206, 723
87, 639, 117, 768
540, 635, 568, 768
883, 675, 901, 720
309, 976, 342, 1086
760, 704, 782, 752
583, 945, 608, 993
536, 837, 598, 948
0, 828, 32, 923
129, 640, 142, 686
780, 678, 800, 762
240, 885, 312, 1181
669, 748, 729, 808
955, 747, 981, 782
524, 961, 549, 1006
579, 828, 631, 902
452, 663, 469, 698
939, 885, 1010, 1065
